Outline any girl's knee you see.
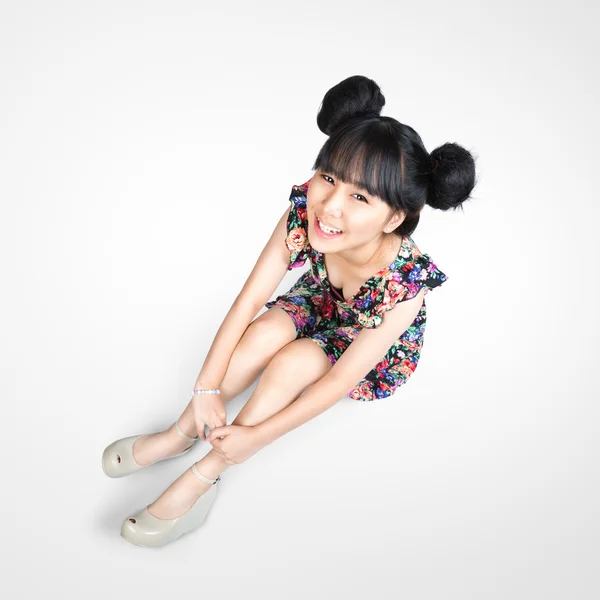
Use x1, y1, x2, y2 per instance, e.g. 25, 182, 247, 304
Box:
268, 337, 332, 379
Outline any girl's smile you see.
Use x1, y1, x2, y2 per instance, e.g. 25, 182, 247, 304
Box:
314, 214, 344, 239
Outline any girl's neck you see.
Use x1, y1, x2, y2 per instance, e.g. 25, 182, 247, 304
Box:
329, 233, 401, 273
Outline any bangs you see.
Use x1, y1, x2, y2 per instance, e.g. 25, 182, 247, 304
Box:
311, 118, 404, 206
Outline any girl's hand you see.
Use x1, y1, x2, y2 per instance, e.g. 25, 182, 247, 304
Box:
206, 425, 264, 465
191, 394, 227, 441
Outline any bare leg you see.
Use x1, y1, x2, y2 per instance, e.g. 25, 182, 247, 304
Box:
131, 307, 297, 466
147, 338, 333, 519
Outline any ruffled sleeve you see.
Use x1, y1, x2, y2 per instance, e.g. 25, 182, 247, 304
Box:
353, 253, 448, 329
285, 183, 310, 270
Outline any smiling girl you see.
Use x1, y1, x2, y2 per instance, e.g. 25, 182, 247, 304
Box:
102, 75, 477, 547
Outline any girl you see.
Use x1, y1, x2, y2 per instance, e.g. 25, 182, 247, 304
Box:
102, 75, 477, 548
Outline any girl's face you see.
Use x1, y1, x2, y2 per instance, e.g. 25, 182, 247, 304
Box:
306, 169, 404, 255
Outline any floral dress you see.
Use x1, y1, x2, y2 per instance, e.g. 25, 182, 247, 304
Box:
264, 179, 448, 401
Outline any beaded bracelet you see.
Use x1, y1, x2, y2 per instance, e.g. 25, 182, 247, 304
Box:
192, 388, 220, 396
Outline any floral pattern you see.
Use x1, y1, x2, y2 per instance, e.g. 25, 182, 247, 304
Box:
264, 179, 448, 401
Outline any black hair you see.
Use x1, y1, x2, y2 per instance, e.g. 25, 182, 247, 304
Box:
311, 75, 478, 236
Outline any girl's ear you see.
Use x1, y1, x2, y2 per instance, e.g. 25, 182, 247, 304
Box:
385, 210, 405, 233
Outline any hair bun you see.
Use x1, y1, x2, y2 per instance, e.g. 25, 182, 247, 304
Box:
427, 142, 477, 211
316, 75, 385, 136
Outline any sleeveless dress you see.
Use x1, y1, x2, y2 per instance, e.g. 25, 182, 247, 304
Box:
264, 179, 449, 401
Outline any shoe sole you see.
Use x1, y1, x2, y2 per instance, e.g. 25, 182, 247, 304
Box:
120, 518, 208, 548
120, 533, 147, 547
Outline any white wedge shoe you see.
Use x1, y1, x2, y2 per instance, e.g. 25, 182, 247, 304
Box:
102, 420, 199, 478
120, 463, 221, 547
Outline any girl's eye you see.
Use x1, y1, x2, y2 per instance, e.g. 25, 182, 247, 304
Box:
321, 174, 369, 203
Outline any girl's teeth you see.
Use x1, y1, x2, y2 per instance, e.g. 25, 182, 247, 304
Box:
319, 219, 342, 234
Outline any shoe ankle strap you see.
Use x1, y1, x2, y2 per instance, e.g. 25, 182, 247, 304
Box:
191, 463, 221, 485
174, 420, 199, 443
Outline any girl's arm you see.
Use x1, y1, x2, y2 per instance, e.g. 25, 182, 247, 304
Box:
195, 205, 294, 390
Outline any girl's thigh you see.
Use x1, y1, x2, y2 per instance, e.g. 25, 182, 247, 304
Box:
250, 304, 299, 345
264, 275, 326, 339
262, 298, 318, 339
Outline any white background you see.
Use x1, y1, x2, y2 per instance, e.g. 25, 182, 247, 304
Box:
1, 1, 598, 598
